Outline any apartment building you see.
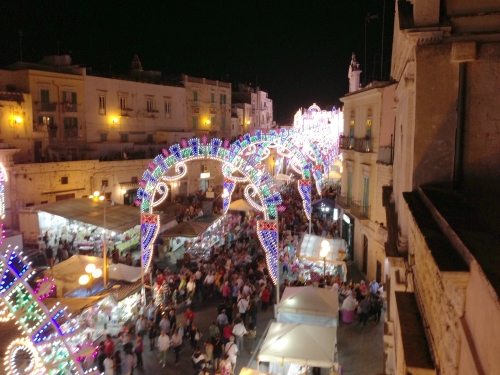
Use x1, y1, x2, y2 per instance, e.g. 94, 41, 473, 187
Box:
232, 83, 274, 131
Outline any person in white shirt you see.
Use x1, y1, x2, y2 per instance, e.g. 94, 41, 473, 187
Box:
224, 336, 238, 372
237, 295, 249, 323
103, 353, 114, 375
157, 330, 170, 367
232, 318, 247, 352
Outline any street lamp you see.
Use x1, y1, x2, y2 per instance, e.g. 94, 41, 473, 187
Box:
89, 190, 108, 288
320, 239, 331, 278
79, 263, 103, 295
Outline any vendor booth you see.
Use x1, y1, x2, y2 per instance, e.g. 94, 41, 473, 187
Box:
258, 322, 338, 375
239, 368, 271, 375
228, 199, 254, 212
296, 235, 347, 282
161, 215, 226, 262
42, 255, 142, 297
277, 286, 339, 327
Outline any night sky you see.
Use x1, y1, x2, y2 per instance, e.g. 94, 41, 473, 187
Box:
0, 0, 394, 123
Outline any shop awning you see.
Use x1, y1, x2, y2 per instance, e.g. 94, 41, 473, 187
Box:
44, 297, 104, 317
228, 199, 254, 212
161, 215, 222, 238
278, 286, 338, 319
24, 198, 140, 234
95, 280, 142, 301
258, 323, 336, 368
108, 263, 142, 282
239, 368, 271, 375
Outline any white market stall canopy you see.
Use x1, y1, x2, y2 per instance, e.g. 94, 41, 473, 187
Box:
239, 368, 271, 375
24, 198, 140, 234
108, 263, 142, 282
297, 234, 345, 262
42, 255, 141, 296
278, 286, 338, 327
228, 199, 254, 212
258, 322, 336, 368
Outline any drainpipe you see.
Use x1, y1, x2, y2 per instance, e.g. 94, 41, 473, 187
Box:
453, 63, 467, 190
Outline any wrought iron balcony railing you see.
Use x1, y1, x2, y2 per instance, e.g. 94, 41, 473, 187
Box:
351, 200, 370, 220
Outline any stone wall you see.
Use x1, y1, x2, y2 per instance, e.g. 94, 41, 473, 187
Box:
409, 214, 467, 375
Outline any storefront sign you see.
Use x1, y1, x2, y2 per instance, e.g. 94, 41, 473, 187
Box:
343, 214, 350, 224
200, 172, 210, 179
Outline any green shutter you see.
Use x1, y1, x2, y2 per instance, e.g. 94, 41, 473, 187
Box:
222, 118, 226, 130
193, 91, 198, 101
211, 93, 215, 103
193, 116, 198, 130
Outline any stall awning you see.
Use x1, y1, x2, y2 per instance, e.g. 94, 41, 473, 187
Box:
44, 297, 104, 317
24, 198, 140, 234
108, 263, 142, 282
258, 323, 336, 368
278, 286, 338, 318
95, 280, 142, 301
228, 199, 254, 212
161, 215, 222, 238
239, 368, 271, 375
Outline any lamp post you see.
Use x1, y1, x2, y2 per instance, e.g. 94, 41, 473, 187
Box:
79, 263, 103, 295
320, 239, 331, 279
89, 189, 108, 288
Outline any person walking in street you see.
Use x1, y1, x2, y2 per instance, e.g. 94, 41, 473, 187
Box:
212, 334, 223, 371
134, 335, 144, 367
148, 319, 158, 351
224, 336, 238, 374
171, 328, 183, 366
247, 323, 257, 355
157, 330, 170, 368
359, 295, 371, 325
121, 347, 134, 375
103, 353, 114, 375
217, 309, 228, 332
232, 318, 247, 353
237, 294, 249, 324
113, 350, 121, 375
261, 287, 271, 311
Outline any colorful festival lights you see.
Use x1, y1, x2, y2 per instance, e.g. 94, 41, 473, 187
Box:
0, 162, 7, 220
256, 221, 279, 284
141, 214, 160, 271
0, 245, 99, 375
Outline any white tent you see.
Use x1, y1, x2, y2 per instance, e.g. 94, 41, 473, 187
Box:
275, 173, 291, 181
108, 263, 142, 282
228, 199, 254, 212
239, 368, 271, 375
277, 286, 339, 327
258, 322, 336, 373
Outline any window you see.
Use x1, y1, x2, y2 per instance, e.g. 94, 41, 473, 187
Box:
120, 133, 129, 142
349, 119, 355, 148
102, 180, 108, 187
232, 123, 235, 130
131, 176, 138, 183
221, 117, 226, 130
61, 176, 68, 185
99, 95, 106, 115
362, 235, 368, 273
366, 118, 372, 151
100, 133, 108, 142
193, 91, 198, 102
40, 89, 50, 103
192, 116, 198, 130
363, 176, 370, 217
120, 97, 127, 110
146, 99, 153, 113
63, 117, 78, 138
63, 91, 77, 105
211, 117, 216, 127
211, 93, 215, 103
38, 116, 54, 126
147, 134, 154, 144
164, 101, 171, 118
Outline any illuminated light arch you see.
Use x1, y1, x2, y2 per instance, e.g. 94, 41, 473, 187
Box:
137, 136, 282, 282
0, 245, 99, 375
0, 162, 7, 220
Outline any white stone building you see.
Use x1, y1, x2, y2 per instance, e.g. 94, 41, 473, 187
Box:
232, 84, 274, 132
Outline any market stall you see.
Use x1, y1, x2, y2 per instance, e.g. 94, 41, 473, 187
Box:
239, 368, 272, 375
161, 215, 227, 263
277, 286, 339, 327
228, 199, 254, 212
258, 322, 338, 375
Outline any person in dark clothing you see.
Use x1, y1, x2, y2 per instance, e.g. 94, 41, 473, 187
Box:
359, 296, 371, 325
212, 334, 223, 371
371, 293, 383, 323
96, 343, 106, 373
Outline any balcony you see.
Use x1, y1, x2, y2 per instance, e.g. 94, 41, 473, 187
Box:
210, 102, 220, 109
33, 124, 47, 133
48, 126, 58, 138
64, 127, 78, 139
39, 102, 57, 112
377, 145, 393, 165
220, 103, 227, 110
339, 135, 350, 150
192, 101, 201, 108
338, 135, 372, 152
351, 200, 370, 220
61, 102, 77, 113
336, 194, 351, 209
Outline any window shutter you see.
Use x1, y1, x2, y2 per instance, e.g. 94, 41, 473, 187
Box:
72, 92, 77, 104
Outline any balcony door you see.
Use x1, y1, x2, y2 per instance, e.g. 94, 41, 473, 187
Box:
363, 176, 369, 217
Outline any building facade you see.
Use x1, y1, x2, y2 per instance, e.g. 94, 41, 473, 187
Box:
382, 1, 500, 374
232, 84, 274, 132
338, 83, 395, 283
182, 74, 231, 139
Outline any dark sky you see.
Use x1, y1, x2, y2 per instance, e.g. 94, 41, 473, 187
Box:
0, 0, 394, 123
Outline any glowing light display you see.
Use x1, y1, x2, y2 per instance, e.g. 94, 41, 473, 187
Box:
298, 179, 312, 220
256, 221, 279, 284
141, 214, 160, 271
0, 244, 99, 375
0, 162, 7, 220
